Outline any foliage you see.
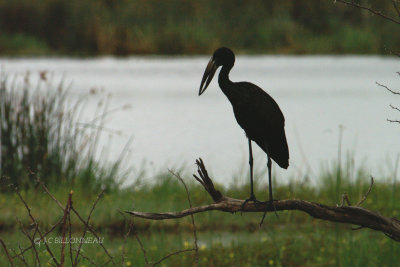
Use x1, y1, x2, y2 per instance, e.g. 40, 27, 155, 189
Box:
0, 0, 399, 55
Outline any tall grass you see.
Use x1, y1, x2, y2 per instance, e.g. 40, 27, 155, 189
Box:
0, 73, 128, 191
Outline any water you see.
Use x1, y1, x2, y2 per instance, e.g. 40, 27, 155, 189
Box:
1, 56, 400, 184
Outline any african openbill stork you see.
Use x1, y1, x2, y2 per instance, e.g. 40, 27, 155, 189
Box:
198, 47, 289, 209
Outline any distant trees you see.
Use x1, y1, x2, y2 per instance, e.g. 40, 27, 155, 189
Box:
0, 0, 399, 55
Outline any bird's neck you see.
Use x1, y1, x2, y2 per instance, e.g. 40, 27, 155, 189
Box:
218, 64, 233, 92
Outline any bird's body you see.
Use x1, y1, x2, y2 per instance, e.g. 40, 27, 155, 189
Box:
219, 79, 289, 169
199, 47, 289, 209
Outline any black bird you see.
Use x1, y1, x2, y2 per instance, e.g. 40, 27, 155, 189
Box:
199, 47, 289, 209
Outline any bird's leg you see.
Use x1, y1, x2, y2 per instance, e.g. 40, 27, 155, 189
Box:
241, 139, 262, 211
260, 154, 278, 225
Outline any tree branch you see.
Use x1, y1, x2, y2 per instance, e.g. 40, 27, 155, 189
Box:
334, 0, 400, 25
127, 158, 400, 242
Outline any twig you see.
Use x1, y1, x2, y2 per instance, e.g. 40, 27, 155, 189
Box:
152, 249, 196, 266
71, 207, 116, 266
390, 104, 400, 112
131, 217, 149, 266
377, 82, 400, 95
13, 186, 59, 266
33, 176, 113, 266
387, 119, 400, 123
0, 239, 15, 267
73, 190, 106, 267
72, 248, 99, 267
120, 215, 134, 267
392, 0, 400, 17
335, 0, 400, 25
356, 177, 374, 207
10, 246, 29, 267
60, 191, 73, 267
169, 170, 199, 266
17, 219, 41, 267
340, 193, 352, 207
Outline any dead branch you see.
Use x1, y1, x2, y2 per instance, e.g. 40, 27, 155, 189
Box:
127, 158, 400, 242
377, 82, 400, 95
73, 190, 105, 267
169, 170, 199, 266
0, 239, 15, 267
60, 191, 73, 267
334, 0, 400, 25
356, 176, 374, 206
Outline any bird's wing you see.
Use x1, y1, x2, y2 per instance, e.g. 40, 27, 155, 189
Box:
232, 82, 285, 129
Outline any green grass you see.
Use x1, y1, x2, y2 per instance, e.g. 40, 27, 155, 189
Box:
0, 162, 399, 266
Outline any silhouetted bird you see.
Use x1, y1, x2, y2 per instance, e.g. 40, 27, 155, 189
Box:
198, 47, 289, 209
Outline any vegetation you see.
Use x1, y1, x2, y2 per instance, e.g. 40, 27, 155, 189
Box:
0, 163, 399, 266
0, 0, 399, 55
0, 73, 128, 191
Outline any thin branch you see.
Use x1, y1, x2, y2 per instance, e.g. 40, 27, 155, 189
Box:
335, 0, 400, 25
13, 186, 59, 266
376, 82, 400, 95
71, 207, 116, 266
0, 239, 15, 267
120, 215, 134, 267
33, 176, 114, 266
128, 158, 400, 242
72, 248, 99, 267
73, 190, 105, 267
169, 170, 199, 266
387, 119, 400, 123
340, 193, 352, 207
17, 219, 41, 267
390, 104, 400, 112
131, 217, 149, 267
152, 249, 196, 266
392, 0, 400, 17
356, 176, 374, 206
60, 191, 73, 267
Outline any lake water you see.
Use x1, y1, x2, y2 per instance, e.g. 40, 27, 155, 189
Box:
1, 56, 400, 185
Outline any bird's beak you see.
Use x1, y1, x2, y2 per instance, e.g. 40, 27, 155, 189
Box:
199, 57, 217, 96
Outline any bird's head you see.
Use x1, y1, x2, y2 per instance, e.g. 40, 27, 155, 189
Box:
199, 47, 235, 95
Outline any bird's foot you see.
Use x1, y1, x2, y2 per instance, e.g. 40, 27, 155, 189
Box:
259, 199, 279, 226
241, 194, 262, 212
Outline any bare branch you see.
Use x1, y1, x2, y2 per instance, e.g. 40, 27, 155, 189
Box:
376, 82, 400, 95
356, 176, 374, 206
335, 0, 400, 25
392, 0, 400, 17
73, 190, 105, 267
390, 104, 400, 112
152, 249, 196, 266
127, 158, 400, 242
169, 170, 199, 266
13, 186, 59, 266
60, 191, 73, 267
131, 218, 149, 266
340, 193, 352, 207
0, 239, 15, 267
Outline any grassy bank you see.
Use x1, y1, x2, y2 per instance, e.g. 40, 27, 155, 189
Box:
0, 165, 399, 266
0, 0, 399, 56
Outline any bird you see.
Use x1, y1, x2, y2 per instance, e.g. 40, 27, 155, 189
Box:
198, 47, 289, 210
